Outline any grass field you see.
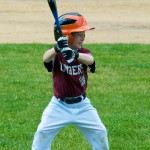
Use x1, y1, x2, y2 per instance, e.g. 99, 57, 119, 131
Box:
0, 43, 150, 150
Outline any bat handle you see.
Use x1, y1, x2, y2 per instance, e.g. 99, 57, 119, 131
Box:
58, 27, 63, 37
55, 19, 63, 37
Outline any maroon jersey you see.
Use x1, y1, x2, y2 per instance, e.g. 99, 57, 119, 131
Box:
44, 47, 95, 98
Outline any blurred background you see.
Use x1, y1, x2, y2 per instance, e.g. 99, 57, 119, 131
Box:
0, 0, 150, 44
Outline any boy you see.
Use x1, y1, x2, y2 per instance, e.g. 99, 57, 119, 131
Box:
32, 12, 109, 150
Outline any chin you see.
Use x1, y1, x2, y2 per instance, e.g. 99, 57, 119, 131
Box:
71, 44, 81, 50
77, 45, 82, 49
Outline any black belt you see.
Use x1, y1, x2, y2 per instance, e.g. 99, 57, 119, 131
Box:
59, 93, 86, 104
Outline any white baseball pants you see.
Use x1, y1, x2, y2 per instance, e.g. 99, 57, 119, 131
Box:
32, 96, 109, 150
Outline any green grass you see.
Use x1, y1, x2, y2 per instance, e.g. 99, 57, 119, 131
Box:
0, 43, 150, 150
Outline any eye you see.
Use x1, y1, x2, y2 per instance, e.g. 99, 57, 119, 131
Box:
72, 32, 85, 38
79, 33, 85, 38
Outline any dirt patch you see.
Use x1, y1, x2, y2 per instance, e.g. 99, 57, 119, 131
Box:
0, 0, 150, 44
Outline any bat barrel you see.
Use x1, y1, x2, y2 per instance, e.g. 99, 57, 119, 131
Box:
47, 0, 63, 37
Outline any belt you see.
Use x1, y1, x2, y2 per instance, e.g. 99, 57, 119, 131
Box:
59, 93, 86, 104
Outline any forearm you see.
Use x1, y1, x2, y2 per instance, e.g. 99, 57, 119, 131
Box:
43, 48, 57, 63
77, 53, 94, 65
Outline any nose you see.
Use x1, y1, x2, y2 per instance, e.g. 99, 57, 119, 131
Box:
81, 34, 85, 41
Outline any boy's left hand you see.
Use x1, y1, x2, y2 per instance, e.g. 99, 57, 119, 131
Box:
61, 48, 79, 61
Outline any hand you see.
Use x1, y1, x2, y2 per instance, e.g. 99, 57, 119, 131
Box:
61, 47, 79, 61
54, 36, 68, 53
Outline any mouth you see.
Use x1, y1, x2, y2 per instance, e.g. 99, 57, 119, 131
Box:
78, 43, 82, 48
79, 42, 83, 46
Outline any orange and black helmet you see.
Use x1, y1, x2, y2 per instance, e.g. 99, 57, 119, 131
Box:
54, 12, 95, 44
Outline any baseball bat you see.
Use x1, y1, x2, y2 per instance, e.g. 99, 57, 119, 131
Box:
47, 0, 63, 37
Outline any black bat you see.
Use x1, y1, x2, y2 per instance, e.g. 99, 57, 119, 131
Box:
47, 0, 63, 37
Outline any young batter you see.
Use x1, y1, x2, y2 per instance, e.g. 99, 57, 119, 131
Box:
32, 12, 109, 150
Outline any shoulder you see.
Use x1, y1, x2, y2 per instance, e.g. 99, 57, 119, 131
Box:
78, 47, 91, 54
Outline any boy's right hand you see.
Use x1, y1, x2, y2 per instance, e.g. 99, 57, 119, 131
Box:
54, 36, 68, 53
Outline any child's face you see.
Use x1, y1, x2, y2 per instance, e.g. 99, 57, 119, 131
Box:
70, 31, 85, 49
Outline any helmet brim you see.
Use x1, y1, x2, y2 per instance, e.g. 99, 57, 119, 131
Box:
71, 25, 95, 33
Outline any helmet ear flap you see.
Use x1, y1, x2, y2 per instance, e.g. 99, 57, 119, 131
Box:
68, 33, 74, 44
54, 28, 73, 44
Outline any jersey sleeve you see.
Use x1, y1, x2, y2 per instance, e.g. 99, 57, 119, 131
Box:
44, 60, 53, 72
79, 47, 92, 55
88, 61, 96, 73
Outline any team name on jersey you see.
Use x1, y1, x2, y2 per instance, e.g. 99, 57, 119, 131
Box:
60, 62, 83, 75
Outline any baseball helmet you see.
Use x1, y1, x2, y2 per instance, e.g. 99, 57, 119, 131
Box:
54, 12, 95, 44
